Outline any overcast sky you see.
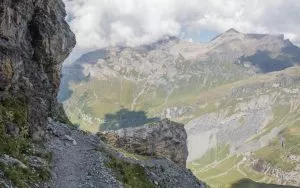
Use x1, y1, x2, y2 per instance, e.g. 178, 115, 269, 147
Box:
63, 0, 300, 62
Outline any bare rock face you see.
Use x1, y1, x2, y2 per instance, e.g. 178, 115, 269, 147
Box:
102, 119, 189, 166
0, 0, 76, 138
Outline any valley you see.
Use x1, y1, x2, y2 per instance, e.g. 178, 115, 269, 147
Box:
59, 29, 300, 187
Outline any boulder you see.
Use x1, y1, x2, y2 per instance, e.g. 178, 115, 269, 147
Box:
102, 119, 188, 166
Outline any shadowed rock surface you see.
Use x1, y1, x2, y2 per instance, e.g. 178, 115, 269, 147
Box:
0, 0, 76, 138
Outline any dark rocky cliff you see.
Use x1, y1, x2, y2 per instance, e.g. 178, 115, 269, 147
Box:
0, 0, 76, 139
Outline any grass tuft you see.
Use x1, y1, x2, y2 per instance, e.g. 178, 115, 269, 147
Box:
107, 156, 154, 188
0, 96, 52, 187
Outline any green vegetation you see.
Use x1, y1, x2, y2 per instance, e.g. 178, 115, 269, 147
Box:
113, 147, 150, 161
254, 119, 300, 172
63, 58, 300, 187
106, 155, 154, 188
251, 100, 300, 172
283, 120, 300, 155
0, 96, 52, 188
254, 141, 296, 172
191, 145, 230, 168
188, 96, 300, 187
2, 58, 13, 79
189, 154, 276, 188
0, 162, 51, 188
62, 57, 255, 131
190, 154, 244, 187
238, 164, 269, 181
98, 143, 154, 188
188, 144, 279, 188
0, 96, 29, 159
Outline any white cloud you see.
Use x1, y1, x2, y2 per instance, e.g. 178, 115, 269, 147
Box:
63, 0, 300, 60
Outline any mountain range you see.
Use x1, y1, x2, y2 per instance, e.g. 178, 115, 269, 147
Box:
59, 29, 300, 187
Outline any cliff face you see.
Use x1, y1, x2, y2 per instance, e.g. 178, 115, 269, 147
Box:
0, 0, 76, 138
102, 119, 189, 166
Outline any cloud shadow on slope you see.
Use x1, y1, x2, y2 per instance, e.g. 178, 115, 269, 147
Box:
100, 108, 160, 131
240, 42, 300, 73
240, 50, 294, 73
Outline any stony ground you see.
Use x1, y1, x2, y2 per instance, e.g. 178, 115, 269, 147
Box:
43, 118, 205, 188
44, 119, 122, 188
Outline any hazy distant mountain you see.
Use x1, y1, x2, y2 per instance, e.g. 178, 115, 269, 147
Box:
59, 29, 300, 187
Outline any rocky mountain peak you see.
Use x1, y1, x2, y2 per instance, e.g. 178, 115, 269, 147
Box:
225, 28, 240, 34
210, 28, 242, 42
211, 28, 287, 45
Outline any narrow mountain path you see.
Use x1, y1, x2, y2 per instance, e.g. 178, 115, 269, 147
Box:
45, 119, 122, 188
131, 83, 151, 110
195, 155, 231, 173
236, 160, 247, 177
163, 88, 174, 111
205, 166, 236, 180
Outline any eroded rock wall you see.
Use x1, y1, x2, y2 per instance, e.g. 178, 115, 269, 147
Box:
0, 0, 75, 138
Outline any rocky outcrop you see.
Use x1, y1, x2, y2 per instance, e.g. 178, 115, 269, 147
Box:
250, 158, 300, 186
0, 0, 76, 139
101, 119, 189, 166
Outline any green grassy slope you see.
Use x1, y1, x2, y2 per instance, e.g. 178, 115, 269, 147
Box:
186, 67, 300, 187
62, 56, 300, 187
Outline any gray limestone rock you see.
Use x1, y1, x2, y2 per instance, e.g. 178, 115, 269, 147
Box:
0, 0, 76, 139
102, 119, 189, 166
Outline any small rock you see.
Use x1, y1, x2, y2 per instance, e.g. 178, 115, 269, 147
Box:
0, 180, 13, 188
150, 172, 158, 178
64, 135, 77, 145
27, 156, 48, 168
64, 142, 70, 147
0, 155, 27, 169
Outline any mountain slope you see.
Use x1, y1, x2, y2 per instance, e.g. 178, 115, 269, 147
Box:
59, 29, 300, 187
59, 29, 300, 131
187, 66, 300, 187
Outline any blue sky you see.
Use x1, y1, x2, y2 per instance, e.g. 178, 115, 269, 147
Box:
183, 29, 219, 43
